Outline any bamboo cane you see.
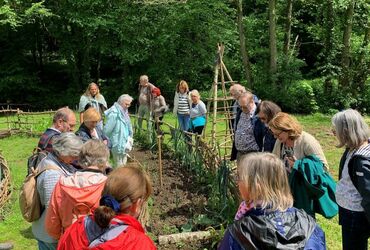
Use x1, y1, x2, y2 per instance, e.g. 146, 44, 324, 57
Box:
157, 135, 163, 188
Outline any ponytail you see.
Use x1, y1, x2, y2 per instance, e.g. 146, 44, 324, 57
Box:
94, 195, 122, 228
94, 206, 115, 228
94, 165, 153, 228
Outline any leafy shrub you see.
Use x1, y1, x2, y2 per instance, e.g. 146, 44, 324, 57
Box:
285, 80, 318, 114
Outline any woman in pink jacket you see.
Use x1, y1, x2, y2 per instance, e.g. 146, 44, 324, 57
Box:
45, 140, 109, 240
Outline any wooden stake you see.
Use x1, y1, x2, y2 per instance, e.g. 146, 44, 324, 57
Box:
158, 231, 213, 245
157, 135, 163, 188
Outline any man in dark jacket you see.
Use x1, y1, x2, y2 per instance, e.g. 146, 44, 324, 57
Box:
38, 107, 76, 152
230, 92, 265, 161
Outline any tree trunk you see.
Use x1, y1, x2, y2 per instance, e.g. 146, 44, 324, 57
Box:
323, 0, 335, 95
353, 5, 370, 91
96, 51, 101, 83
235, 0, 253, 89
269, 0, 277, 79
283, 0, 293, 58
339, 0, 355, 89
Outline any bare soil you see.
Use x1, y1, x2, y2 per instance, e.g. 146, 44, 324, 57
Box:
130, 149, 215, 250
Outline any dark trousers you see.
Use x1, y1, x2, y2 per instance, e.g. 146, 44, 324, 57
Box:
339, 206, 370, 250
154, 116, 163, 134
192, 125, 204, 135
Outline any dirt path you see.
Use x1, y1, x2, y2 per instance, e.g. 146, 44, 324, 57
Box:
130, 149, 213, 249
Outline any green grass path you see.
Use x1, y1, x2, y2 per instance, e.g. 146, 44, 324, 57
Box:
0, 113, 369, 249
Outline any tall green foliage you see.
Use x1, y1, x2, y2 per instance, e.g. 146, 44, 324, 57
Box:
0, 0, 369, 112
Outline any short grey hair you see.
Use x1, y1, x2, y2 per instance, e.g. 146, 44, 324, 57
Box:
140, 75, 148, 82
117, 94, 133, 105
52, 107, 74, 124
238, 91, 253, 103
190, 89, 200, 98
53, 132, 83, 157
78, 140, 109, 169
332, 109, 369, 149
229, 84, 246, 99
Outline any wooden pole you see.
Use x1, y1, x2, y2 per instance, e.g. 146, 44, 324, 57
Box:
157, 135, 163, 188
210, 44, 221, 147
158, 231, 213, 245
221, 61, 233, 83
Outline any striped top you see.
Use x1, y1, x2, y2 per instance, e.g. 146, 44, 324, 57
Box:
176, 93, 190, 115
336, 143, 370, 212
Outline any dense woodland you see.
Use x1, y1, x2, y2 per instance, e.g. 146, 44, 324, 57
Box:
0, 0, 369, 113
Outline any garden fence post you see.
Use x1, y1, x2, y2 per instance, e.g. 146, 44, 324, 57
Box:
157, 134, 163, 188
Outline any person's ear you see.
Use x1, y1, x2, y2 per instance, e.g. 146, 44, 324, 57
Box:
129, 198, 143, 218
55, 118, 64, 129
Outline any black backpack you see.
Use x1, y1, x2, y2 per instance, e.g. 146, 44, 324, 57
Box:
27, 135, 54, 176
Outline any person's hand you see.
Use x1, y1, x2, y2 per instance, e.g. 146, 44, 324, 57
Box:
103, 139, 108, 145
286, 156, 296, 169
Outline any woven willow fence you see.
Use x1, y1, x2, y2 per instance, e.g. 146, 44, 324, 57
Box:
0, 109, 55, 138
0, 153, 11, 209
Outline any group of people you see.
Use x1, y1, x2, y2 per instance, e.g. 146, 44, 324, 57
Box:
223, 83, 370, 250
138, 75, 207, 136
138, 75, 207, 137
26, 77, 370, 250
32, 133, 155, 249
31, 83, 154, 248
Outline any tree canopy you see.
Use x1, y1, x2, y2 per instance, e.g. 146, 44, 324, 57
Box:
0, 0, 369, 113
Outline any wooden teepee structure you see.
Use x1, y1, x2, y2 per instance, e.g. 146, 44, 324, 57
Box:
203, 44, 237, 161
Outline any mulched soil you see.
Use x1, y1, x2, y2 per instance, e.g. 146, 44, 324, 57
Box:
130, 148, 215, 250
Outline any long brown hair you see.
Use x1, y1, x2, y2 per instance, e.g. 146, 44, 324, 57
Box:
84, 82, 102, 98
176, 80, 189, 93
94, 165, 152, 227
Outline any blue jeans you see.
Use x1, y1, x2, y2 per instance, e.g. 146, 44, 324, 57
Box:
37, 240, 57, 250
177, 113, 190, 131
339, 206, 370, 250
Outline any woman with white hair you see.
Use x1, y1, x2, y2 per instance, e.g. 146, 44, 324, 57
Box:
104, 94, 134, 167
332, 109, 370, 250
189, 89, 207, 135
45, 140, 109, 240
32, 132, 83, 250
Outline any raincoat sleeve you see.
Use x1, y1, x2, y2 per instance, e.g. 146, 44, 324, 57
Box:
45, 181, 62, 240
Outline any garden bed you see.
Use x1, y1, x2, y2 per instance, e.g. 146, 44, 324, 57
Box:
130, 149, 216, 249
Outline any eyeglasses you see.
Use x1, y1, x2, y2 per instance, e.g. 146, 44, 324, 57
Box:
63, 120, 76, 130
270, 129, 285, 137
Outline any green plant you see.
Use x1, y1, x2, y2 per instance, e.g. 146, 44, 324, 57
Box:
285, 80, 319, 114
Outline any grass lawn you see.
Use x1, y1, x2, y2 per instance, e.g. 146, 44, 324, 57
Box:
0, 112, 368, 249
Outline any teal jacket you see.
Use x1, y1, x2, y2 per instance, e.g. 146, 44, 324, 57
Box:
104, 103, 132, 155
289, 155, 338, 218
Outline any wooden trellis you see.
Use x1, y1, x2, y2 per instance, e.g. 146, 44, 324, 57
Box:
203, 44, 236, 165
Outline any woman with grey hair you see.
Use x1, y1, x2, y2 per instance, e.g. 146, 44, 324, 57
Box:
45, 140, 109, 240
332, 109, 370, 250
32, 132, 83, 250
104, 94, 134, 167
189, 90, 207, 135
